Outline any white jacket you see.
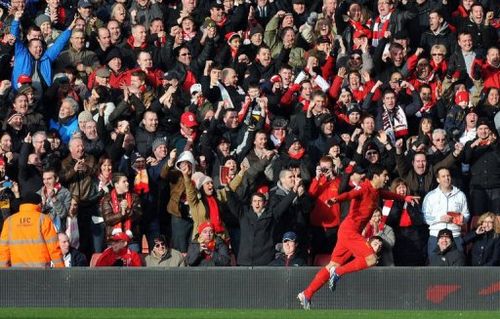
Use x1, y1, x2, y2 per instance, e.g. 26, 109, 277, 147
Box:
422, 186, 470, 237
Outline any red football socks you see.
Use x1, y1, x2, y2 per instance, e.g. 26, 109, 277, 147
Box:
304, 267, 330, 299
336, 257, 368, 276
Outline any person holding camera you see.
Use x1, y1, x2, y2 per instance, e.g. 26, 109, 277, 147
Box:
307, 156, 343, 255
186, 221, 230, 267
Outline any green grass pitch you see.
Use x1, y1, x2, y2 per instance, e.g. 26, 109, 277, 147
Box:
0, 308, 498, 319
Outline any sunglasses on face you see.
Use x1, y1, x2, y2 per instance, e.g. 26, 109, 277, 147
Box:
431, 53, 444, 56
154, 242, 166, 248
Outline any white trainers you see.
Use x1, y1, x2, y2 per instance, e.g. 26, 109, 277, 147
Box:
297, 292, 311, 310
328, 267, 341, 292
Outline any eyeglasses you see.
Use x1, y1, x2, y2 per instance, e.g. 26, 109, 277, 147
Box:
350, 56, 362, 60
366, 151, 378, 156
154, 242, 166, 248
431, 53, 444, 56
180, 53, 192, 57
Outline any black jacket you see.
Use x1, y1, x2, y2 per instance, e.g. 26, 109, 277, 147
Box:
429, 242, 466, 266
227, 189, 297, 266
463, 140, 500, 189
268, 252, 306, 267
463, 230, 500, 266
68, 248, 88, 267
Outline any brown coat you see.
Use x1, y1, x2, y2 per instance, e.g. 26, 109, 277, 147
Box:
101, 192, 142, 242
59, 154, 98, 203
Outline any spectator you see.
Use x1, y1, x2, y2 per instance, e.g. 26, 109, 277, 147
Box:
37, 169, 72, 232
423, 167, 470, 257
186, 221, 230, 267
95, 232, 142, 267
268, 231, 306, 266
101, 173, 142, 252
0, 193, 64, 267
362, 208, 395, 266
463, 212, 500, 266
58, 232, 88, 267
384, 178, 428, 266
428, 228, 466, 266
145, 235, 185, 267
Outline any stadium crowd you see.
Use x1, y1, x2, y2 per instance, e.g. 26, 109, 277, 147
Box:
0, 0, 498, 268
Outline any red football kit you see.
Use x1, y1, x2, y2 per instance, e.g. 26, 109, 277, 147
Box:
303, 180, 406, 300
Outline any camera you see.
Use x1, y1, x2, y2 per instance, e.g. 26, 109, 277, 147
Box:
321, 168, 329, 173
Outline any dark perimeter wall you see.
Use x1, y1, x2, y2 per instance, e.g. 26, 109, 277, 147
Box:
0, 267, 499, 310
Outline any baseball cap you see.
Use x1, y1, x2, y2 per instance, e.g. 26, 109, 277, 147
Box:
111, 232, 130, 242
282, 231, 297, 242
180, 111, 199, 128
78, 0, 92, 8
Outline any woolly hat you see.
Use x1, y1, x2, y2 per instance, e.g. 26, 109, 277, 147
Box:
18, 84, 34, 95
476, 117, 491, 129
175, 151, 196, 170
437, 228, 453, 239
250, 25, 264, 37
17, 74, 32, 88
78, 111, 93, 123
35, 15, 51, 27
454, 91, 469, 105
7, 112, 23, 123
130, 152, 145, 164
197, 221, 214, 235
105, 48, 122, 63
152, 137, 168, 152
225, 32, 241, 45
285, 134, 302, 150
192, 172, 213, 190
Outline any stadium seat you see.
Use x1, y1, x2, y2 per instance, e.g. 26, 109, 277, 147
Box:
313, 254, 331, 266
89, 253, 102, 267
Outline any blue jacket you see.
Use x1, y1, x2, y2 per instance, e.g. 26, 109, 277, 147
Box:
49, 116, 79, 145
11, 19, 71, 90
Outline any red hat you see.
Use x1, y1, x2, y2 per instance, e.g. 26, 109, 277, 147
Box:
180, 111, 199, 128
353, 29, 369, 39
111, 232, 130, 242
17, 74, 32, 88
225, 32, 241, 45
197, 221, 214, 235
455, 91, 469, 105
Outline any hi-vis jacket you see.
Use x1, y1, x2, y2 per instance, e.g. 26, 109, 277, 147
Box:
0, 204, 64, 268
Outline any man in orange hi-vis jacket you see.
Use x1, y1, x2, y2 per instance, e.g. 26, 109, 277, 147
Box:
0, 193, 64, 268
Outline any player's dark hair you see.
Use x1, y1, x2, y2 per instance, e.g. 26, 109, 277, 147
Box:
366, 163, 387, 179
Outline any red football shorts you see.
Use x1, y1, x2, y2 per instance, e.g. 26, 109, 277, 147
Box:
330, 228, 374, 264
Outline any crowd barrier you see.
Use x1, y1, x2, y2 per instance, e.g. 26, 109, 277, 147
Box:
0, 267, 499, 310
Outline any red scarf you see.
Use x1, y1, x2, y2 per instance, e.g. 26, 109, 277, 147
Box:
382, 200, 412, 227
453, 5, 469, 18
42, 183, 62, 202
363, 221, 385, 239
110, 189, 133, 214
349, 19, 371, 39
134, 169, 149, 194
182, 70, 197, 92
182, 30, 197, 41
57, 7, 66, 25
206, 196, 225, 233
288, 148, 305, 160
372, 10, 393, 45
215, 16, 228, 27
230, 46, 238, 60
127, 36, 148, 50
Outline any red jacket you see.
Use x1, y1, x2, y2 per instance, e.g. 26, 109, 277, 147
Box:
95, 247, 142, 267
482, 63, 500, 90
335, 180, 405, 233
308, 176, 342, 228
